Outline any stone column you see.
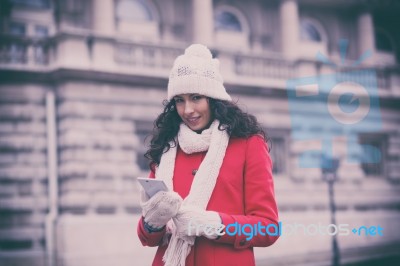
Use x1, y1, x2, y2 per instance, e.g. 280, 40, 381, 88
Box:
92, 0, 115, 35
279, 0, 299, 59
162, 3, 176, 43
249, 3, 263, 53
192, 0, 214, 46
91, 0, 115, 68
251, 35, 264, 53
357, 11, 375, 65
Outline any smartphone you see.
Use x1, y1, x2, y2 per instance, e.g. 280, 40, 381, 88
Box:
137, 177, 168, 198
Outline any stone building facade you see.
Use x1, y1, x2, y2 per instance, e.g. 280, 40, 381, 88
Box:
0, 0, 400, 265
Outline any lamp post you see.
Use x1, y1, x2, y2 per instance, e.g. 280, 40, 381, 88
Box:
321, 154, 340, 266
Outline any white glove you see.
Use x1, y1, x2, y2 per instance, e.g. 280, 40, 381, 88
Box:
140, 189, 183, 229
174, 205, 223, 239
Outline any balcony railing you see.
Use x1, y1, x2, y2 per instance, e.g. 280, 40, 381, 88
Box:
0, 35, 52, 67
0, 33, 397, 92
114, 42, 181, 69
335, 68, 390, 90
234, 54, 296, 80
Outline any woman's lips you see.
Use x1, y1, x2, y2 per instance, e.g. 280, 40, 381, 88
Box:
186, 117, 200, 126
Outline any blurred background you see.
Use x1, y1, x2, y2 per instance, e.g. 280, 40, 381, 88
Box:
0, 0, 400, 265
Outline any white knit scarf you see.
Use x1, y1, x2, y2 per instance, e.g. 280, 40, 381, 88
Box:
155, 119, 230, 266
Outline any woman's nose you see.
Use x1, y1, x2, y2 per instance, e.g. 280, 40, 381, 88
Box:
184, 102, 194, 114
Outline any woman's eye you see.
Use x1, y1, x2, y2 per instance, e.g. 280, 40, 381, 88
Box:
174, 98, 183, 103
192, 95, 202, 101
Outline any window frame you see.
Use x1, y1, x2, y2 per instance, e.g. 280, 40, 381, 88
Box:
358, 133, 388, 178
8, 21, 26, 36
299, 17, 327, 44
114, 0, 160, 40
214, 5, 249, 34
214, 10, 242, 32
115, 0, 154, 23
267, 129, 290, 177
213, 5, 250, 50
374, 28, 394, 53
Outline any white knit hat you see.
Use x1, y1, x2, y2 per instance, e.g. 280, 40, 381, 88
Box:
167, 44, 232, 101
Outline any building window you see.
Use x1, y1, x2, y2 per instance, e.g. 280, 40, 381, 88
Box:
115, 0, 158, 39
269, 134, 287, 175
116, 0, 153, 22
300, 19, 324, 42
9, 22, 26, 36
59, 0, 89, 28
35, 25, 48, 37
8, 44, 26, 63
359, 134, 387, 177
375, 29, 393, 52
213, 6, 249, 49
7, 22, 26, 64
214, 10, 242, 32
33, 26, 49, 65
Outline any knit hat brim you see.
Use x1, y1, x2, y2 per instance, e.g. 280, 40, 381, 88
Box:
168, 75, 232, 101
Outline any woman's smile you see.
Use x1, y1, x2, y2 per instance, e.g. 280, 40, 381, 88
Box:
186, 116, 201, 126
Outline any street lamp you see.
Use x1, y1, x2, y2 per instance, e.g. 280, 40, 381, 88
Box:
321, 154, 340, 266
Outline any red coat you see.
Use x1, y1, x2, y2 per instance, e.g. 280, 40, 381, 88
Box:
137, 135, 279, 266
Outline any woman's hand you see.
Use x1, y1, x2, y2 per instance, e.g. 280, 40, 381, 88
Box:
140, 189, 183, 229
174, 205, 223, 239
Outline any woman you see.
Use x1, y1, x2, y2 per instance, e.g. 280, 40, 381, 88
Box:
137, 44, 279, 266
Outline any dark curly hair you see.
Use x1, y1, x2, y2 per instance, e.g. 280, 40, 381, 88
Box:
144, 98, 270, 168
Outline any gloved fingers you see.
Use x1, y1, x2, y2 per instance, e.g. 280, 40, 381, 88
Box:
140, 190, 169, 213
174, 207, 223, 239
162, 191, 183, 206
142, 191, 183, 207
141, 191, 183, 228
141, 191, 162, 217
153, 191, 183, 216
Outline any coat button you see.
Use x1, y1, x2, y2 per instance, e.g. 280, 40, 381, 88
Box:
239, 239, 246, 246
192, 169, 198, 175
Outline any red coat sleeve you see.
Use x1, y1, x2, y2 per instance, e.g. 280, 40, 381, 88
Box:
136, 169, 167, 247
214, 135, 279, 249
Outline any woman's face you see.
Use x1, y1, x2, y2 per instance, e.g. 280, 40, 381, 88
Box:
174, 93, 212, 132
